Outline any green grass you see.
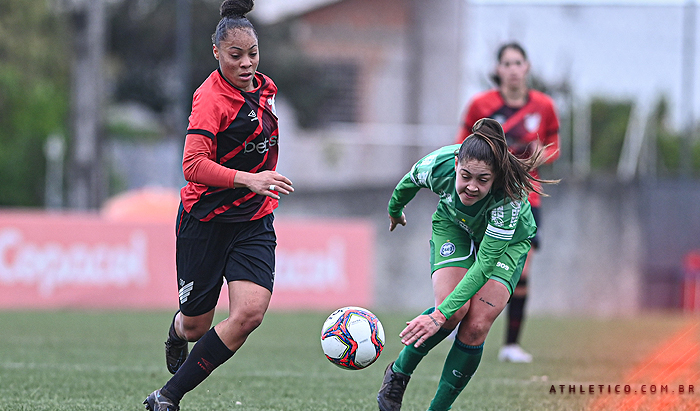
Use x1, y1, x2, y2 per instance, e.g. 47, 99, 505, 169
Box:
0, 310, 698, 410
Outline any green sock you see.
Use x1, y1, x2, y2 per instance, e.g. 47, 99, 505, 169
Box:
392, 308, 453, 376
428, 339, 483, 411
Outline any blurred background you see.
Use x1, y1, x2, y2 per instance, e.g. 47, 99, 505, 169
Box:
1, 0, 699, 317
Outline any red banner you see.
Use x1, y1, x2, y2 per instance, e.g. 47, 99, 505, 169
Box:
0, 210, 374, 311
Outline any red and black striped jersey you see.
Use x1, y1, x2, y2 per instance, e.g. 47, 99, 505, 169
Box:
181, 69, 279, 222
456, 89, 560, 207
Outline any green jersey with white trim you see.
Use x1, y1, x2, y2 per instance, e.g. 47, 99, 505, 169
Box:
388, 144, 537, 319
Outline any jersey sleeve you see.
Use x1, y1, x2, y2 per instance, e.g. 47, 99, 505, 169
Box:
541, 101, 560, 163
187, 87, 223, 138
437, 200, 524, 319
182, 134, 237, 188
387, 151, 443, 218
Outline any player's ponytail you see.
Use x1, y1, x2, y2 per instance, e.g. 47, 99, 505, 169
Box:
212, 0, 257, 45
457, 117, 557, 201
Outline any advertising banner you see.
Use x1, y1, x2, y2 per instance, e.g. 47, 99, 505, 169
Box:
0, 211, 374, 311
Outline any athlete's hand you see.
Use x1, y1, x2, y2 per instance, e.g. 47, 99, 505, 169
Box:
400, 309, 446, 348
235, 170, 294, 200
389, 213, 406, 231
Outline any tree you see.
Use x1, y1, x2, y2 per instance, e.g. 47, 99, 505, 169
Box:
0, 0, 71, 206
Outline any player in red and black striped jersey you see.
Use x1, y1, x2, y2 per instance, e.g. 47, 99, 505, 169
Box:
145, 2, 293, 410
455, 42, 559, 365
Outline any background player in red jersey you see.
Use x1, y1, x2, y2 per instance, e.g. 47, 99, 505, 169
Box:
455, 42, 559, 363
144, 1, 293, 410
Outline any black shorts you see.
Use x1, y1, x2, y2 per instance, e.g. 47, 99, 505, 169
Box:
530, 206, 541, 249
175, 207, 276, 317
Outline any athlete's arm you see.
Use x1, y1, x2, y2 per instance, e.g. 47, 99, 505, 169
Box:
182, 134, 237, 188
182, 134, 293, 199
387, 172, 422, 219
437, 235, 509, 320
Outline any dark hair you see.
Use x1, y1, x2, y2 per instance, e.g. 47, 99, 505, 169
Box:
212, 0, 257, 45
457, 118, 557, 201
489, 42, 528, 86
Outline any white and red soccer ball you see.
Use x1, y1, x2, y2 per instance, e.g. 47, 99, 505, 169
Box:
320, 306, 385, 370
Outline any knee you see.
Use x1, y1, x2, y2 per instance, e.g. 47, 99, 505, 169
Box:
458, 320, 491, 345
443, 306, 467, 330
227, 309, 265, 336
181, 320, 210, 342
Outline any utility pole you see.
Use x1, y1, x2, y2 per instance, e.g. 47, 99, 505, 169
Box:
680, 0, 697, 178
67, 0, 107, 209
176, 0, 192, 135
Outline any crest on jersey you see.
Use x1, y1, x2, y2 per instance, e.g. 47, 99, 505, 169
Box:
440, 242, 456, 257
267, 95, 277, 115
524, 113, 541, 133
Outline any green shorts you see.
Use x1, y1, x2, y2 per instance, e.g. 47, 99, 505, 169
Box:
429, 218, 530, 295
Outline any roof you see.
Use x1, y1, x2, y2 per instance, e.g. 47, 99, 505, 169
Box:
250, 0, 342, 23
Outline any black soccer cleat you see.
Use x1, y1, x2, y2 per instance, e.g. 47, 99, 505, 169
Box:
377, 361, 411, 411
165, 336, 188, 375
143, 389, 180, 411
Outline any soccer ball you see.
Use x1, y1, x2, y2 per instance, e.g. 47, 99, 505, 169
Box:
320, 306, 385, 370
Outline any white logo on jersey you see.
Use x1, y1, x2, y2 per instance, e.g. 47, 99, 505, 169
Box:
439, 191, 453, 204
248, 109, 258, 122
419, 154, 438, 167
496, 261, 510, 271
491, 206, 505, 226
510, 201, 522, 227
416, 171, 429, 186
267, 95, 277, 115
440, 242, 456, 257
179, 281, 194, 304
524, 113, 541, 133
244, 135, 278, 154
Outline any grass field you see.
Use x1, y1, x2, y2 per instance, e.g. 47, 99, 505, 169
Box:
0, 310, 699, 411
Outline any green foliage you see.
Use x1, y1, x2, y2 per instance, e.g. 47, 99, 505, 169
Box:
651, 97, 700, 177
0, 0, 70, 206
589, 98, 632, 172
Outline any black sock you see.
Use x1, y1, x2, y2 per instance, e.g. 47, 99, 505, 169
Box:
168, 310, 186, 343
506, 295, 527, 345
163, 328, 235, 402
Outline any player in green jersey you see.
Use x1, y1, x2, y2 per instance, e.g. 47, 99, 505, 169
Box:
377, 118, 556, 411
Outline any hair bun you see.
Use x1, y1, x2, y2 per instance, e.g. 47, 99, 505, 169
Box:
220, 0, 254, 19
472, 118, 504, 137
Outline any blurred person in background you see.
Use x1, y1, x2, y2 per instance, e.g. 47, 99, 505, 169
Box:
144, 0, 293, 410
455, 42, 559, 363
377, 118, 557, 411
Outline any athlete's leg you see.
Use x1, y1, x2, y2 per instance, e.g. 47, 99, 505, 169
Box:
378, 267, 470, 411
165, 309, 216, 375
392, 266, 470, 376
161, 280, 271, 404
174, 309, 216, 341
504, 256, 529, 345
501, 209, 539, 362
215, 280, 272, 351
429, 279, 510, 411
